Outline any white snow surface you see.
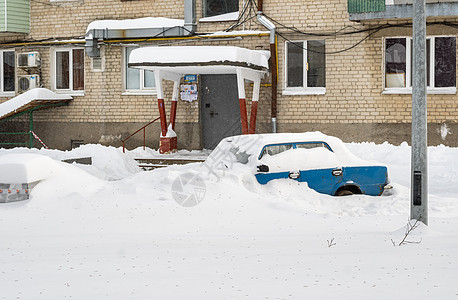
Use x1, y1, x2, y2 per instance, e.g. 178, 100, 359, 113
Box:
86, 17, 184, 32
202, 29, 270, 37
1, 140, 458, 299
161, 124, 177, 138
0, 88, 72, 119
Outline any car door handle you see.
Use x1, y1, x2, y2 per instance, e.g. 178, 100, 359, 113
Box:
332, 168, 343, 176
289, 171, 300, 179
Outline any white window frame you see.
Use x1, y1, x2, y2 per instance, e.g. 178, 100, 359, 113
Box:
0, 49, 16, 97
122, 47, 156, 95
202, 0, 239, 18
383, 36, 457, 95
51, 47, 85, 96
283, 40, 326, 96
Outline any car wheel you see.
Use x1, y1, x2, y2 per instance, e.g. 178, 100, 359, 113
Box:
335, 189, 353, 196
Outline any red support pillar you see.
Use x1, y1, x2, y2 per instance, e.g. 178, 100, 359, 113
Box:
239, 98, 248, 135
249, 101, 258, 134
170, 100, 177, 131
158, 99, 167, 137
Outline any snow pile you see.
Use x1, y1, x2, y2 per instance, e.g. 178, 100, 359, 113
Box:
0, 144, 139, 181
0, 154, 58, 183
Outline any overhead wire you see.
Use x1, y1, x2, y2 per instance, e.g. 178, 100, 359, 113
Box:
5, 0, 458, 53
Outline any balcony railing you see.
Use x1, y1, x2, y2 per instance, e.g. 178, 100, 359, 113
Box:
349, 0, 458, 21
0, 0, 30, 34
348, 0, 385, 13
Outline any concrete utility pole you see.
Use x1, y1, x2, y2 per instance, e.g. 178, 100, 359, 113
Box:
411, 0, 428, 225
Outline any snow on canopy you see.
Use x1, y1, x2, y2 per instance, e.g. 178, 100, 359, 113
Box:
0, 88, 72, 120
128, 46, 270, 73
86, 17, 184, 32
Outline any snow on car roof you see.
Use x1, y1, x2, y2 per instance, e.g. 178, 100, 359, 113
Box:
208, 132, 378, 168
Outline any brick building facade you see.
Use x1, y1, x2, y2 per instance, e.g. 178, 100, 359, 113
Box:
1, 0, 458, 149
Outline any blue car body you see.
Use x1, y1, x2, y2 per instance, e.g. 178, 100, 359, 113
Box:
254, 141, 389, 196
256, 165, 388, 196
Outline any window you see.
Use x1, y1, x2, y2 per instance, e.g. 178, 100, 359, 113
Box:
296, 142, 332, 152
384, 36, 456, 93
0, 50, 15, 94
53, 48, 84, 92
260, 144, 293, 159
284, 40, 326, 95
203, 0, 239, 17
124, 47, 155, 93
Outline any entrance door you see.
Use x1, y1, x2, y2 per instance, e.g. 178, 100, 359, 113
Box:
200, 74, 241, 149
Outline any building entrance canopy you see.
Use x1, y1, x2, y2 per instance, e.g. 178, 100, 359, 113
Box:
128, 46, 270, 153
128, 46, 270, 73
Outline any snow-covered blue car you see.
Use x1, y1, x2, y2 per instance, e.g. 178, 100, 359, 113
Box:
208, 132, 391, 196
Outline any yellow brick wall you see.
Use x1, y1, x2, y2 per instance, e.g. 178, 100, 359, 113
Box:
2, 0, 458, 131
264, 0, 458, 125
21, 35, 271, 126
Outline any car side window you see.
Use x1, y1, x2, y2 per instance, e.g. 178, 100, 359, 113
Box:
260, 144, 293, 159
296, 142, 332, 151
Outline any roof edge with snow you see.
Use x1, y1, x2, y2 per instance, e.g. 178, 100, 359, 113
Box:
128, 46, 270, 74
0, 88, 72, 121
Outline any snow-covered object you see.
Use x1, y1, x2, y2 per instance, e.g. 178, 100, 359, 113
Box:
86, 17, 184, 32
161, 124, 177, 138
207, 132, 377, 172
0, 88, 72, 120
199, 11, 239, 22
0, 154, 58, 183
204, 30, 270, 37
129, 46, 270, 73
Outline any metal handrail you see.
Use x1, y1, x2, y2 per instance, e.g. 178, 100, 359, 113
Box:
0, 131, 33, 148
122, 117, 161, 153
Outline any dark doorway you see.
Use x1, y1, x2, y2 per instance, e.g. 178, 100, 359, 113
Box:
200, 74, 241, 149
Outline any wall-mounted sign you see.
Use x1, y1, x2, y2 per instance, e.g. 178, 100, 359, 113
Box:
180, 84, 198, 102
184, 74, 198, 83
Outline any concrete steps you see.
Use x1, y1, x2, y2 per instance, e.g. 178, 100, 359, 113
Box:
135, 157, 205, 170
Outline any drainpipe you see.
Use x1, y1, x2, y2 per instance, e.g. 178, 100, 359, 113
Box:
184, 0, 197, 34
257, 8, 277, 133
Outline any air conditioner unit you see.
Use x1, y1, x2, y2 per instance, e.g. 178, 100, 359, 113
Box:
18, 75, 40, 93
17, 52, 41, 68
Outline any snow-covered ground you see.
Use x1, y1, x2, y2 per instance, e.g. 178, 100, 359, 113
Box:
1, 141, 458, 299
